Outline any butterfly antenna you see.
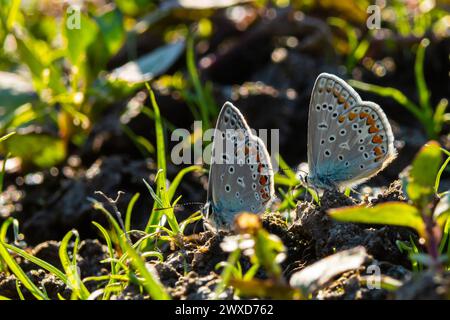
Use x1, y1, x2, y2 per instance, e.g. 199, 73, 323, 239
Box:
154, 202, 205, 211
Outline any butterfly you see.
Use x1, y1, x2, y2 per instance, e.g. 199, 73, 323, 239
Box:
304, 73, 397, 191
204, 102, 275, 230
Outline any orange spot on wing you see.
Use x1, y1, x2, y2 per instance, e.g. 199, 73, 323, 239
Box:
359, 112, 369, 119
369, 126, 379, 133
326, 86, 332, 92
348, 112, 357, 120
344, 102, 350, 110
259, 176, 267, 185
333, 89, 339, 97
366, 117, 375, 126
338, 115, 346, 123
372, 135, 383, 144
338, 95, 345, 104
373, 146, 383, 156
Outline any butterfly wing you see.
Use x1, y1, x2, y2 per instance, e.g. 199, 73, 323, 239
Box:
307, 73, 396, 190
207, 102, 274, 229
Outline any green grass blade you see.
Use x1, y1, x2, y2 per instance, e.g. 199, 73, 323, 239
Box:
435, 156, 450, 194
186, 36, 210, 127
0, 241, 47, 300
0, 132, 16, 143
92, 222, 116, 275
59, 230, 90, 300
15, 279, 25, 300
125, 193, 140, 233
414, 39, 431, 112
433, 98, 448, 134
329, 202, 425, 236
4, 243, 68, 285
121, 124, 155, 156
277, 154, 297, 182
214, 249, 241, 299
0, 152, 9, 193
144, 84, 177, 235
167, 165, 203, 202
0, 217, 14, 242
91, 200, 171, 299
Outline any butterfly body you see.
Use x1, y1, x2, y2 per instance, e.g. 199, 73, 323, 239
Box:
306, 73, 397, 191
205, 102, 274, 229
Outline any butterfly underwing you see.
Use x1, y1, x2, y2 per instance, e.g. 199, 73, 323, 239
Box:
305, 73, 397, 191
204, 102, 275, 230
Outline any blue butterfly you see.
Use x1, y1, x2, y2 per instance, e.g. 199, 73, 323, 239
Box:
204, 102, 275, 230
304, 73, 397, 191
